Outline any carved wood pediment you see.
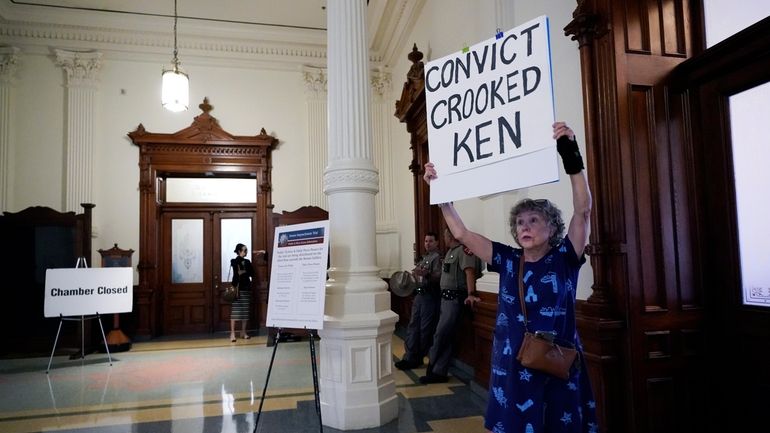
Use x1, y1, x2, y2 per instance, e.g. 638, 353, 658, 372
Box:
128, 98, 278, 148
394, 44, 426, 121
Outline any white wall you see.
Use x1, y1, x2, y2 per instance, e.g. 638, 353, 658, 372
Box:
704, 0, 770, 47
14, 54, 66, 210
9, 50, 310, 272
387, 0, 594, 299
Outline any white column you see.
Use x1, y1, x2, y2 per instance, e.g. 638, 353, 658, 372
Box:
0, 46, 19, 212
320, 0, 399, 430
370, 69, 400, 278
302, 65, 329, 210
55, 49, 102, 212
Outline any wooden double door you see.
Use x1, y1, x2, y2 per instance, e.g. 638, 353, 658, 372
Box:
160, 208, 256, 334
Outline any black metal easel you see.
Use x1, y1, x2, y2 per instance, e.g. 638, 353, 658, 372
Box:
253, 327, 323, 433
45, 257, 113, 373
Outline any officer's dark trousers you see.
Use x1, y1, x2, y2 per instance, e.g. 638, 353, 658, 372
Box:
428, 298, 462, 376
403, 292, 440, 362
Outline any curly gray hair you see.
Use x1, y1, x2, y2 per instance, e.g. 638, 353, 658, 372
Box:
509, 199, 565, 247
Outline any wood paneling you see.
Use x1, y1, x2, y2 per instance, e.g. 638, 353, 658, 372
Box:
566, 1, 706, 432
471, 291, 498, 388
0, 204, 94, 356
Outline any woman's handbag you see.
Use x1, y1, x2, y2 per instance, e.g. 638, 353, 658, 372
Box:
222, 285, 238, 303
222, 263, 245, 303
515, 255, 578, 380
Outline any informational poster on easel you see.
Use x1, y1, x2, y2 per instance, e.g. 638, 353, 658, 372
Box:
424, 15, 558, 203
266, 220, 330, 330
257, 221, 329, 432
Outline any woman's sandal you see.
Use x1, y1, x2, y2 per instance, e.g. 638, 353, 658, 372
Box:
230, 335, 237, 343
241, 334, 251, 340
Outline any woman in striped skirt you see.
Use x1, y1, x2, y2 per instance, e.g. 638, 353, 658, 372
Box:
230, 243, 255, 342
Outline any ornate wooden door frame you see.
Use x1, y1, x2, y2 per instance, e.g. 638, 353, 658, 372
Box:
394, 44, 446, 258
393, 45, 448, 331
128, 99, 277, 337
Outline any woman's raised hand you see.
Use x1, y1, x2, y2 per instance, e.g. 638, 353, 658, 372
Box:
552, 121, 575, 141
423, 162, 437, 185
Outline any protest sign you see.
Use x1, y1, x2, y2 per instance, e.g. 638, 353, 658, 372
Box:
425, 15, 558, 203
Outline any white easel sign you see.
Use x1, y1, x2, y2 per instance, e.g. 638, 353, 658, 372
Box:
44, 268, 133, 317
425, 15, 558, 204
266, 221, 330, 330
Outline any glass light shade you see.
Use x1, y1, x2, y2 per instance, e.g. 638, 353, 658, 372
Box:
161, 68, 189, 112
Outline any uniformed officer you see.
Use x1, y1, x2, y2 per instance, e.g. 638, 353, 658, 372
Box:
420, 228, 480, 384
395, 232, 442, 370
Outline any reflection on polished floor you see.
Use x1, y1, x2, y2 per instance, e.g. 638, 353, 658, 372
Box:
0, 331, 488, 433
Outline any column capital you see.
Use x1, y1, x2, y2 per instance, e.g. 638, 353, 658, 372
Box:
302, 65, 327, 98
370, 69, 391, 100
0, 46, 20, 85
55, 49, 103, 88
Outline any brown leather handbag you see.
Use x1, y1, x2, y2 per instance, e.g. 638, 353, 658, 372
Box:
515, 255, 578, 380
222, 263, 245, 303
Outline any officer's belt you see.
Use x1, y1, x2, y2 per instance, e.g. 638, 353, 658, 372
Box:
440, 289, 466, 301
415, 286, 437, 295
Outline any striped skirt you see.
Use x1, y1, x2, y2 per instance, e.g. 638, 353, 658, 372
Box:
230, 289, 252, 320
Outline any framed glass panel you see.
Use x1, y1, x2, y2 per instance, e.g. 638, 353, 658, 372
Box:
171, 219, 203, 284
165, 178, 257, 203
221, 219, 252, 283
729, 81, 770, 307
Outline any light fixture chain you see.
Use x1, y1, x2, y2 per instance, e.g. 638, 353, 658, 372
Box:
172, 0, 179, 69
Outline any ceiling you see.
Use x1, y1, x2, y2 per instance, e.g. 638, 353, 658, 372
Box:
0, 0, 424, 68
3, 0, 329, 30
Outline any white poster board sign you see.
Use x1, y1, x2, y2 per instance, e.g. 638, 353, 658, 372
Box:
266, 221, 330, 330
425, 15, 558, 203
44, 268, 133, 317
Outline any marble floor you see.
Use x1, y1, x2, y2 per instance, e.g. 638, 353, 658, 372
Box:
0, 331, 489, 433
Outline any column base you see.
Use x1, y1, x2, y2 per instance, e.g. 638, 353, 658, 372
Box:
319, 311, 399, 430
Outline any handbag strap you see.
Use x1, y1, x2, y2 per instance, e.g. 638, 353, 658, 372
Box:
517, 254, 529, 332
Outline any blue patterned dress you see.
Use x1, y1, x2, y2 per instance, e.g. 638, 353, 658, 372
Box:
484, 237, 598, 433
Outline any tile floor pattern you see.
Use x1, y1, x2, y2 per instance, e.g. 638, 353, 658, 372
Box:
0, 332, 489, 433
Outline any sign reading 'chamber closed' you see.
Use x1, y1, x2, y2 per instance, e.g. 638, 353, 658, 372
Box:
44, 268, 133, 317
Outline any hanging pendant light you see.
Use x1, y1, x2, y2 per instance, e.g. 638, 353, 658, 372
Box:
161, 0, 189, 112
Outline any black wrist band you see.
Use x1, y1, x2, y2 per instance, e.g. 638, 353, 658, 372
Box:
556, 136, 584, 175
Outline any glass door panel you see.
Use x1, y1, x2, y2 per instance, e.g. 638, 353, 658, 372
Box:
729, 81, 770, 307
171, 219, 204, 284
220, 218, 252, 283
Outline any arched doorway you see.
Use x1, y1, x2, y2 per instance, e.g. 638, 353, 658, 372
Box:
129, 98, 277, 336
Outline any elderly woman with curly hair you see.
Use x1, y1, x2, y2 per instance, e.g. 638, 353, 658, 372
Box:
424, 122, 598, 433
